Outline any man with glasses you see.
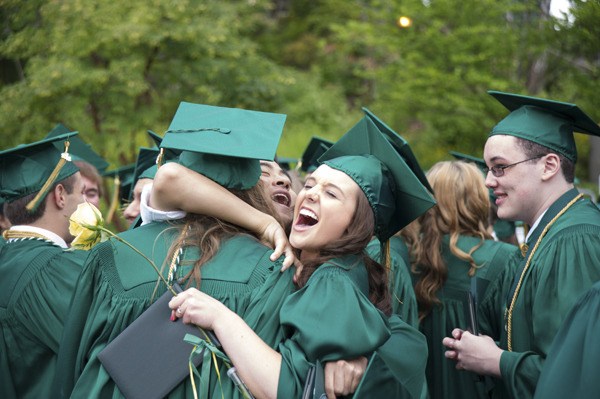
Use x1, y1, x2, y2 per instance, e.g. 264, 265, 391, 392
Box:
443, 91, 600, 399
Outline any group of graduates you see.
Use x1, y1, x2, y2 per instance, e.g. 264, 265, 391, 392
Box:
1, 89, 600, 399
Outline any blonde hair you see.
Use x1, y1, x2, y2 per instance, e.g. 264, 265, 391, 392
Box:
408, 161, 492, 320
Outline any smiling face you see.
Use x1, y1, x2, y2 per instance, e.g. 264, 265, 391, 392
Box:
259, 161, 297, 229
484, 135, 545, 225
289, 164, 360, 259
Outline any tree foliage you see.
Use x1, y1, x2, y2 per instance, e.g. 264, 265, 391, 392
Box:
1, 0, 598, 182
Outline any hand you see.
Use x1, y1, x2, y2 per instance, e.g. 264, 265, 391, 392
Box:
257, 217, 296, 270
442, 328, 502, 377
324, 357, 368, 399
168, 287, 229, 329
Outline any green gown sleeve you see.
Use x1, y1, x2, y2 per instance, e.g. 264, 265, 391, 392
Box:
353, 314, 428, 399
0, 243, 85, 399
276, 262, 391, 399
533, 281, 600, 399
499, 227, 600, 398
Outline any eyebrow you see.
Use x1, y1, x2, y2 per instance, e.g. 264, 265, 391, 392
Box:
305, 177, 345, 198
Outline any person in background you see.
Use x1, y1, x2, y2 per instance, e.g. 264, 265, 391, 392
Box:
74, 160, 103, 208
443, 91, 600, 399
405, 160, 517, 399
0, 133, 87, 398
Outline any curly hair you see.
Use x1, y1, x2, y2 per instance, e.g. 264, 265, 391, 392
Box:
407, 161, 492, 320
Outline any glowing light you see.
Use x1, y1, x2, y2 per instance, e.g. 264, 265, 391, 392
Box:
397, 16, 412, 28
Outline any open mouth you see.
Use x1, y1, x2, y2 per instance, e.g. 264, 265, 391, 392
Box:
296, 208, 319, 226
272, 190, 291, 207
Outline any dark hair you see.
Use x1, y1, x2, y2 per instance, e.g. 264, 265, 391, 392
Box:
170, 183, 284, 288
4, 174, 78, 225
515, 137, 575, 183
295, 189, 392, 316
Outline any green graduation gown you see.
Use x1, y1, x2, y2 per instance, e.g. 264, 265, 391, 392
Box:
0, 237, 86, 398
412, 234, 517, 399
367, 236, 419, 327
533, 280, 600, 399
486, 189, 600, 399
54, 220, 296, 399
276, 255, 392, 398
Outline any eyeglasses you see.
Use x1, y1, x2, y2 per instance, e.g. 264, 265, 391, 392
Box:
484, 155, 544, 177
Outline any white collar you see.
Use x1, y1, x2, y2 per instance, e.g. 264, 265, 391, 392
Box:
525, 209, 548, 243
9, 225, 69, 248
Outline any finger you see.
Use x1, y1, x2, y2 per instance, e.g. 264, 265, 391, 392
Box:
442, 337, 455, 348
279, 247, 296, 271
324, 362, 336, 399
452, 328, 464, 339
445, 350, 458, 359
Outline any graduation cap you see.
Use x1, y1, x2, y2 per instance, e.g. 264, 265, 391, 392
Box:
161, 102, 286, 190
449, 151, 487, 172
319, 116, 436, 241
103, 164, 136, 203
362, 107, 434, 194
299, 137, 334, 173
274, 156, 298, 171
489, 90, 600, 162
46, 123, 109, 174
0, 132, 80, 211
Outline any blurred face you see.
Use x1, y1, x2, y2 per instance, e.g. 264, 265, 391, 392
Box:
123, 178, 152, 225
81, 175, 100, 208
484, 135, 544, 225
259, 161, 297, 229
63, 172, 86, 243
290, 164, 359, 259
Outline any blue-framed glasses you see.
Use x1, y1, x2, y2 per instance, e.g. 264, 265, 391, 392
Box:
485, 155, 544, 177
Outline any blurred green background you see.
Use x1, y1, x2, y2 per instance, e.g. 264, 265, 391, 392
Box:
1, 0, 599, 189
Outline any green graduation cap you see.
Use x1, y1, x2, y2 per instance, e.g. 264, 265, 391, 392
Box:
300, 137, 333, 173
449, 151, 487, 172
489, 91, 600, 162
161, 102, 286, 190
362, 107, 434, 194
130, 147, 160, 198
147, 129, 181, 167
318, 117, 437, 241
46, 123, 109, 174
275, 156, 298, 171
0, 132, 80, 210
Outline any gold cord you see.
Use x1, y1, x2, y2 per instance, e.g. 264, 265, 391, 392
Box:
506, 193, 583, 351
3, 230, 51, 241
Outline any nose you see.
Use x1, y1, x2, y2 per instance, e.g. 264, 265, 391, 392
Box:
484, 170, 497, 189
274, 175, 291, 190
305, 187, 318, 202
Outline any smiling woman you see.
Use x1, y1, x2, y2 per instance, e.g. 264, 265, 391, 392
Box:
161, 115, 436, 398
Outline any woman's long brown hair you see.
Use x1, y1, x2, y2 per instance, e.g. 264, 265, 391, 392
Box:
166, 182, 283, 288
407, 161, 492, 321
295, 189, 392, 316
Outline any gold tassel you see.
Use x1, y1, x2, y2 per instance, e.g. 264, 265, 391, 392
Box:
155, 148, 164, 169
105, 175, 121, 224
26, 141, 71, 213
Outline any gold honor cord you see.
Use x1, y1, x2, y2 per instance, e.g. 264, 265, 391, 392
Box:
3, 230, 51, 242
506, 193, 583, 351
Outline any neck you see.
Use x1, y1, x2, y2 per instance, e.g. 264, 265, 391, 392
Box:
526, 182, 574, 226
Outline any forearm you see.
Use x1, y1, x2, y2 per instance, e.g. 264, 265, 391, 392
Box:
213, 310, 282, 399
152, 163, 276, 232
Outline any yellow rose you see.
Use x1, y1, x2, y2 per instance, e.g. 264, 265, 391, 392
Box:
69, 201, 105, 250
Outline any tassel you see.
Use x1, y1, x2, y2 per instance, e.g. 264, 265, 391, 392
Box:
155, 148, 165, 169
105, 175, 121, 224
26, 141, 71, 213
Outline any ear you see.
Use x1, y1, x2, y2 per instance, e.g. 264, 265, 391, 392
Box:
541, 153, 561, 181
53, 183, 67, 210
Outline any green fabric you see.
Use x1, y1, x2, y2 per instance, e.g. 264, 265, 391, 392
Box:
362, 107, 433, 194
161, 102, 286, 161
177, 151, 261, 190
53, 221, 296, 399
367, 236, 419, 327
0, 132, 80, 203
353, 314, 428, 399
299, 136, 333, 172
276, 255, 391, 399
412, 235, 518, 399
488, 91, 600, 162
0, 239, 86, 398
319, 117, 436, 240
479, 189, 600, 399
46, 123, 109, 174
534, 280, 600, 399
